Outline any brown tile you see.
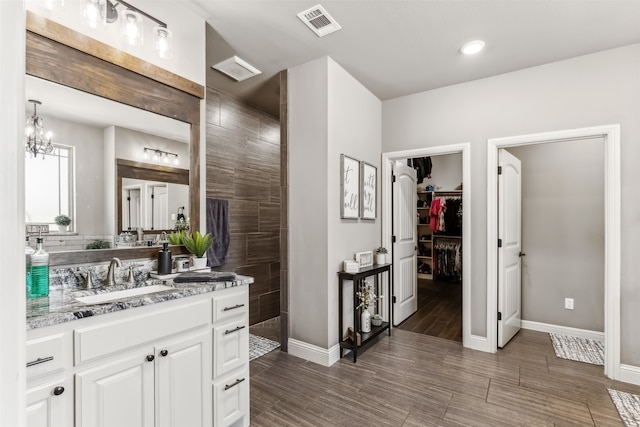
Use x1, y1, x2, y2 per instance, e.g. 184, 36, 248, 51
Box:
269, 262, 280, 291
259, 202, 280, 233
235, 166, 270, 202
220, 94, 260, 137
205, 123, 247, 164
247, 233, 279, 263
249, 296, 260, 325
259, 113, 280, 145
247, 138, 280, 174
225, 232, 247, 268
205, 89, 220, 126
259, 291, 280, 321
270, 172, 281, 204
236, 264, 270, 298
205, 160, 234, 199
229, 199, 259, 234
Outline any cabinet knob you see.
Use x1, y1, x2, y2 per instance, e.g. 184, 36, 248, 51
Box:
146, 354, 155, 362
160, 349, 168, 357
53, 386, 64, 396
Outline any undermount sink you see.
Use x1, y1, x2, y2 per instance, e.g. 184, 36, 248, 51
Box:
75, 285, 173, 304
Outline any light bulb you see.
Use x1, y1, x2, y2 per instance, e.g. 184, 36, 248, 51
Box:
121, 10, 143, 46
153, 151, 160, 162
143, 149, 149, 160
153, 26, 173, 59
163, 153, 169, 163
82, 0, 106, 30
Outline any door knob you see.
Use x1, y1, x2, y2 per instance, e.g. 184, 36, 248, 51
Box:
160, 349, 168, 357
146, 354, 155, 362
53, 386, 64, 396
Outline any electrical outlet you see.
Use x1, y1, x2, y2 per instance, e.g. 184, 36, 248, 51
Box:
565, 298, 574, 310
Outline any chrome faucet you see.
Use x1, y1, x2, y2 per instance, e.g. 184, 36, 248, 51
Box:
106, 257, 122, 286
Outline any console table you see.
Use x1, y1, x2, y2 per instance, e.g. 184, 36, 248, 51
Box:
337, 263, 392, 362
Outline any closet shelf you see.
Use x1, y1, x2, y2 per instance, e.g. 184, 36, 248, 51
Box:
417, 256, 432, 260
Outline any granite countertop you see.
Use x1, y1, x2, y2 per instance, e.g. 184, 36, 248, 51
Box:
27, 272, 253, 330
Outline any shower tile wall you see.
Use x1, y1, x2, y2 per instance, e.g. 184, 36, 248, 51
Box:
205, 87, 280, 325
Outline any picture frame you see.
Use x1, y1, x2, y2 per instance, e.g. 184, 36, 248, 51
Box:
340, 154, 360, 219
360, 161, 377, 220
355, 251, 373, 268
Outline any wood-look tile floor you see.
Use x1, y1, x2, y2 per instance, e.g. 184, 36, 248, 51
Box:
250, 328, 640, 426
398, 279, 462, 342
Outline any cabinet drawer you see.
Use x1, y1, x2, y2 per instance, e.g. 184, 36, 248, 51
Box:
213, 318, 248, 378
74, 299, 210, 365
213, 367, 249, 427
26, 332, 69, 379
212, 289, 247, 324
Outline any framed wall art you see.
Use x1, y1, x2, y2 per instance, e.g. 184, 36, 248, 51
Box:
340, 154, 360, 219
360, 161, 377, 220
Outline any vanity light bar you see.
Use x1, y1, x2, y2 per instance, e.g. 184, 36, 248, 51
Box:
143, 147, 179, 165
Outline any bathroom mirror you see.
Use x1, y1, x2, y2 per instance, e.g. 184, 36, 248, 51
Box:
26, 13, 203, 265
25, 75, 191, 241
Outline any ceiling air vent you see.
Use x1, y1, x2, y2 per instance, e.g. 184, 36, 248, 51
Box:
297, 4, 342, 38
211, 56, 262, 82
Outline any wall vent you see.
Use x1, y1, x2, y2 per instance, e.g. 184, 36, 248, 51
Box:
211, 56, 262, 82
297, 4, 342, 37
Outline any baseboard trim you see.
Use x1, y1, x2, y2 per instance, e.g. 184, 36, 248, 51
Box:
619, 364, 640, 386
466, 334, 492, 353
287, 338, 341, 367
521, 320, 604, 341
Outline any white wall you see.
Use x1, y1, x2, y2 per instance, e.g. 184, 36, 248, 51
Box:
289, 57, 382, 360
382, 43, 640, 365
0, 1, 26, 425
507, 139, 604, 332
25, 0, 205, 85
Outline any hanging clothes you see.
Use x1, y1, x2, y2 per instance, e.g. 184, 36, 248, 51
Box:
433, 238, 462, 282
443, 197, 462, 236
429, 197, 442, 232
407, 157, 432, 183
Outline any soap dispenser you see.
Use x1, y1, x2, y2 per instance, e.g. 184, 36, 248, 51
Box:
29, 236, 49, 298
25, 235, 34, 295
157, 242, 172, 275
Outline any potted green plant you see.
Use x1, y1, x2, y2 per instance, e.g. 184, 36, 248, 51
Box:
181, 231, 213, 270
54, 214, 72, 232
168, 230, 185, 245
375, 246, 388, 264
86, 239, 110, 250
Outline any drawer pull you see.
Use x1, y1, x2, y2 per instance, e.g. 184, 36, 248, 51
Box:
224, 378, 245, 391
146, 354, 155, 362
26, 356, 54, 367
53, 386, 65, 396
224, 325, 246, 335
223, 304, 245, 312
160, 350, 168, 357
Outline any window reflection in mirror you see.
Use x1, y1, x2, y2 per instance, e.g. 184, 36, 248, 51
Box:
25, 75, 191, 252
25, 144, 74, 228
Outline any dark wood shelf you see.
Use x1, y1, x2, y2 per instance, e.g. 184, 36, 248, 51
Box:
337, 264, 392, 363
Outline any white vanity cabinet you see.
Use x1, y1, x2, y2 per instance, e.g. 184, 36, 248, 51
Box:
26, 332, 73, 427
76, 329, 210, 427
26, 284, 250, 427
211, 289, 250, 427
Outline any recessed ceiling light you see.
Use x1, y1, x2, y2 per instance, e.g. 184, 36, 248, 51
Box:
460, 40, 485, 55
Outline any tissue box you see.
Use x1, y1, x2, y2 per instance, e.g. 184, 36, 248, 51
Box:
343, 260, 359, 273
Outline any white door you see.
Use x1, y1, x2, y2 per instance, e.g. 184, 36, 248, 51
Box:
392, 161, 418, 325
76, 350, 155, 427
498, 149, 523, 347
157, 330, 211, 427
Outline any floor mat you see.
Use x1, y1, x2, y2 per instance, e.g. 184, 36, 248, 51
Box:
549, 332, 604, 365
249, 334, 280, 361
608, 389, 640, 427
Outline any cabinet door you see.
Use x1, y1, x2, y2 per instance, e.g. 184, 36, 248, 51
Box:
76, 350, 155, 427
157, 330, 211, 427
26, 377, 73, 427
213, 368, 249, 427
213, 318, 248, 378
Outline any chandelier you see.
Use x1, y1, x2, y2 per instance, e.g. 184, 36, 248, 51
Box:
25, 100, 54, 159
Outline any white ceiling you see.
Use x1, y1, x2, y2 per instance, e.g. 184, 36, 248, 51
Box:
184, 0, 640, 118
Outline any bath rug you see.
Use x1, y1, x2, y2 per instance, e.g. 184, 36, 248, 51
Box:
608, 389, 640, 426
549, 332, 604, 365
249, 334, 280, 361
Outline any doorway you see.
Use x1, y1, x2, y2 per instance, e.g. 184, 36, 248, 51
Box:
397, 153, 464, 342
487, 124, 621, 380
381, 143, 472, 347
